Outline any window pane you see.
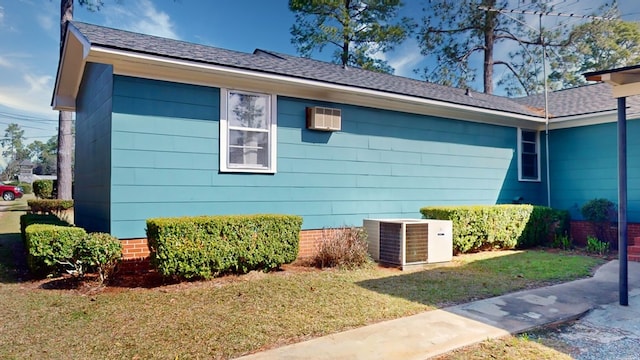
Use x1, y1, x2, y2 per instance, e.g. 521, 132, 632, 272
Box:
523, 143, 536, 154
521, 131, 536, 142
228, 92, 269, 129
229, 130, 268, 167
522, 154, 538, 178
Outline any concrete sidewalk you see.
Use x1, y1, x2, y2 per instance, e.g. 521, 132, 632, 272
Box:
235, 260, 640, 360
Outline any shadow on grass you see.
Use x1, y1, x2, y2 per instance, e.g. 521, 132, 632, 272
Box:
0, 232, 30, 284
355, 251, 600, 307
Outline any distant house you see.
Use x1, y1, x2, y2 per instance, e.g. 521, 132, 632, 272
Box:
52, 22, 640, 260
17, 160, 34, 184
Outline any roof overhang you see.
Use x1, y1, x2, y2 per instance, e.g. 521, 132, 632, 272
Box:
53, 26, 549, 129
52, 25, 91, 111
585, 65, 640, 98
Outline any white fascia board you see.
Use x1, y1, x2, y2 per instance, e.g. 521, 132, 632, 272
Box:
87, 46, 546, 128
52, 26, 91, 111
548, 111, 620, 130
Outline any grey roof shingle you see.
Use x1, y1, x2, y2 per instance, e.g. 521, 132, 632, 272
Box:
513, 82, 640, 118
71, 21, 638, 120
72, 22, 540, 116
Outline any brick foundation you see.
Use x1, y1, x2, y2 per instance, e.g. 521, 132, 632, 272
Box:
570, 221, 640, 250
116, 229, 338, 272
118, 238, 152, 273
298, 229, 325, 259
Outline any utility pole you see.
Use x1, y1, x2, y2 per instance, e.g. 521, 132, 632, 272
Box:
479, 4, 625, 305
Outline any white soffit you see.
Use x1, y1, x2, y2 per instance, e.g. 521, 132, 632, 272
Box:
587, 69, 640, 99
52, 26, 90, 111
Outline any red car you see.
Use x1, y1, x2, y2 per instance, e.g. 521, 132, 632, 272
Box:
1, 184, 24, 201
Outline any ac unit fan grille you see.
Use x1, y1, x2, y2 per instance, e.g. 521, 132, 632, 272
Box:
405, 223, 428, 263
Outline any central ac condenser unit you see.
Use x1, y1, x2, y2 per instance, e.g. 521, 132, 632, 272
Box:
363, 219, 452, 269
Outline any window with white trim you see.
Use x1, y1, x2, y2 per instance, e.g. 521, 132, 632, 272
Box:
220, 89, 277, 173
518, 128, 540, 181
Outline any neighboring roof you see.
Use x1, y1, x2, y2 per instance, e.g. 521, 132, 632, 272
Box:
584, 63, 640, 78
514, 82, 640, 119
69, 22, 538, 117
55, 21, 636, 126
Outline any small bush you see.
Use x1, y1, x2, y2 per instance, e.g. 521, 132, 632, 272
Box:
146, 214, 302, 279
73, 233, 122, 283
24, 224, 87, 275
19, 182, 32, 194
28, 199, 74, 213
581, 198, 616, 243
586, 236, 610, 255
32, 180, 54, 199
552, 233, 572, 250
313, 227, 370, 269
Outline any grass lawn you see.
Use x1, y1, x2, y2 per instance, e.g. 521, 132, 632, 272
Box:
434, 335, 574, 360
0, 202, 604, 359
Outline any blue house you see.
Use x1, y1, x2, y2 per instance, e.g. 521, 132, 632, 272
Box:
52, 22, 640, 259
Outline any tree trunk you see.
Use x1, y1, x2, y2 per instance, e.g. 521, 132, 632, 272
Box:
57, 0, 74, 199
483, 0, 496, 95
341, 0, 350, 67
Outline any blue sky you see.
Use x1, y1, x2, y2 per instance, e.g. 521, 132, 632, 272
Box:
1, 0, 639, 164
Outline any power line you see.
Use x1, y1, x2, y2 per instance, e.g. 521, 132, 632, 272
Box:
0, 111, 58, 122
478, 6, 614, 20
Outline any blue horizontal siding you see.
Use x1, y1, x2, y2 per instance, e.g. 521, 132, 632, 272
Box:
74, 63, 113, 234
550, 120, 640, 221
108, 77, 542, 238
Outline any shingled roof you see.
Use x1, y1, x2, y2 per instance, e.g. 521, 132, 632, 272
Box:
71, 22, 542, 117
514, 82, 640, 119
69, 21, 635, 121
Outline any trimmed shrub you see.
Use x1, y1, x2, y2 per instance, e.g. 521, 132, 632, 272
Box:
19, 182, 32, 194
420, 205, 569, 253
20, 213, 71, 242
28, 199, 74, 213
32, 180, 54, 199
313, 227, 370, 269
24, 224, 87, 274
146, 214, 302, 279
73, 233, 122, 283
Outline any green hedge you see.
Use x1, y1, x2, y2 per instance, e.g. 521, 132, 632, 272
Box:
146, 214, 303, 279
420, 205, 569, 253
28, 199, 74, 213
19, 182, 32, 194
32, 180, 54, 199
24, 224, 87, 274
20, 213, 72, 242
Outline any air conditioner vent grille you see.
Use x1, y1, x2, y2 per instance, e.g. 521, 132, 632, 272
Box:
306, 106, 341, 131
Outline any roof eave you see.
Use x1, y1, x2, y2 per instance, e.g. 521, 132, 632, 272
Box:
52, 24, 90, 111
85, 45, 545, 127
585, 65, 640, 99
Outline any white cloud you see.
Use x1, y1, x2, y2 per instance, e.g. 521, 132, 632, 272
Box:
102, 0, 179, 40
36, 14, 55, 32
0, 6, 4, 25
0, 73, 56, 117
0, 56, 12, 68
24, 74, 53, 93
388, 50, 423, 78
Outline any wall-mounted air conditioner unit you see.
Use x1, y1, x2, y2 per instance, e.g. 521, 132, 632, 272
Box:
363, 219, 452, 270
306, 106, 341, 131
